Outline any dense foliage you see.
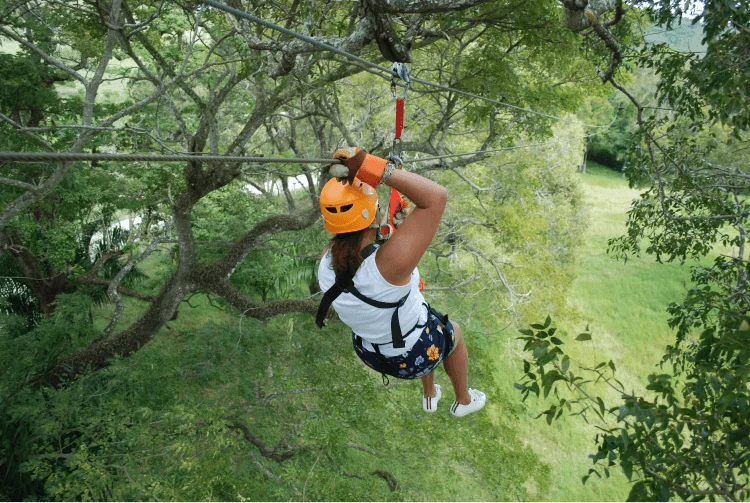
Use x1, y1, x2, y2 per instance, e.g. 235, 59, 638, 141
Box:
3, 0, 748, 499
516, 1, 750, 501
0, 0, 613, 499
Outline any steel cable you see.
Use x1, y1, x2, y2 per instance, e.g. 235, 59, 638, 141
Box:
0, 151, 340, 164
0, 3, 619, 169
0, 131, 600, 165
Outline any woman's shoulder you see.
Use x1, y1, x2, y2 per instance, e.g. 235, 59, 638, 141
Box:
358, 247, 412, 290
319, 244, 331, 261
318, 247, 334, 285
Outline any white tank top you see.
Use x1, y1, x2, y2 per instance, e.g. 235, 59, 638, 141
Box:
318, 246, 428, 357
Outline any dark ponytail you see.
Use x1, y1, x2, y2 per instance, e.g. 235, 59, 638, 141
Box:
330, 230, 365, 280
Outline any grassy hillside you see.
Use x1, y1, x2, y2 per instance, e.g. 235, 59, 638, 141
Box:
45, 263, 549, 500
94, 163, 700, 503
514, 162, 695, 500
10, 162, 698, 501
645, 22, 705, 52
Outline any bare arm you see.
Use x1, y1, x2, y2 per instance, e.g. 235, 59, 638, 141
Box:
376, 170, 447, 285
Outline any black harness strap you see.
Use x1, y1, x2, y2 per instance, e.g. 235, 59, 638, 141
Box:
347, 284, 410, 348
360, 243, 379, 260
315, 244, 377, 328
315, 275, 353, 328
316, 243, 411, 348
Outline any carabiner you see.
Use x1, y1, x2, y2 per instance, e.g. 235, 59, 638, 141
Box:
390, 62, 411, 101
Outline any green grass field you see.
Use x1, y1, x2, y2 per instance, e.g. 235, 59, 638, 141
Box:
60, 161, 696, 500
497, 162, 696, 501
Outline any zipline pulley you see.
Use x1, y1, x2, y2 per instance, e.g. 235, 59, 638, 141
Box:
390, 62, 411, 101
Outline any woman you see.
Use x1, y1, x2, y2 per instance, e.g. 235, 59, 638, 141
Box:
316, 147, 485, 416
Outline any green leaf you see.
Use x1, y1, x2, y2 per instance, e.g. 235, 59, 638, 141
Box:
530, 323, 546, 330
621, 460, 633, 481
543, 315, 551, 328
546, 407, 556, 425
550, 337, 564, 345
532, 340, 551, 359
576, 333, 592, 341
541, 370, 565, 398
627, 481, 648, 502
529, 382, 540, 396
597, 397, 605, 415
537, 350, 558, 366
561, 355, 570, 374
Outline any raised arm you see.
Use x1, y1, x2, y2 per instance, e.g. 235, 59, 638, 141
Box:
330, 148, 447, 285
377, 170, 446, 285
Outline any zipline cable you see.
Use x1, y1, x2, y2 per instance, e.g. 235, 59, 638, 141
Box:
0, 152, 341, 164
412, 133, 601, 162
0, 4, 620, 168
202, 0, 614, 129
0, 132, 603, 166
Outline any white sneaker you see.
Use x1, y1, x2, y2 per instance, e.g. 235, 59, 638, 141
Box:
423, 384, 442, 413
450, 388, 486, 417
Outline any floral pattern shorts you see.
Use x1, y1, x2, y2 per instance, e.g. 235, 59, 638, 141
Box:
352, 306, 456, 380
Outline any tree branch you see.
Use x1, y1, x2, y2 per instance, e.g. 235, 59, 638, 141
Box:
0, 111, 56, 151
368, 0, 492, 14
79, 0, 122, 129
74, 278, 154, 302
206, 279, 321, 322
585, 10, 623, 82
102, 237, 166, 338
371, 469, 399, 491
0, 25, 88, 85
79, 251, 124, 280
0, 176, 40, 192
0, 162, 70, 230
210, 207, 320, 279
228, 419, 310, 462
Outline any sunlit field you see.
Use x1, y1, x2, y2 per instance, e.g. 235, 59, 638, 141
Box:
502, 162, 695, 501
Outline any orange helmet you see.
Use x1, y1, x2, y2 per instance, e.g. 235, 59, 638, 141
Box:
320, 178, 378, 234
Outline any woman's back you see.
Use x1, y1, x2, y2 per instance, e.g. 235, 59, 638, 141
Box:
318, 247, 427, 356
317, 147, 485, 416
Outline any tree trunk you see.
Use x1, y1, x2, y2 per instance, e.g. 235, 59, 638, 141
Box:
6, 243, 68, 315
580, 137, 588, 173
46, 270, 193, 387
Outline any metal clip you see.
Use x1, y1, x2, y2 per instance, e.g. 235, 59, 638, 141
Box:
386, 153, 403, 167
390, 62, 411, 101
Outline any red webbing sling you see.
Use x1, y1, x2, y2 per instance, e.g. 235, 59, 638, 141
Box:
388, 97, 407, 227
387, 70, 424, 292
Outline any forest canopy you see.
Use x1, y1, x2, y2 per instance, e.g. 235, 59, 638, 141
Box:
1, 0, 749, 500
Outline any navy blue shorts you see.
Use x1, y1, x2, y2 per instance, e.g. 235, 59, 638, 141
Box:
352, 306, 456, 380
